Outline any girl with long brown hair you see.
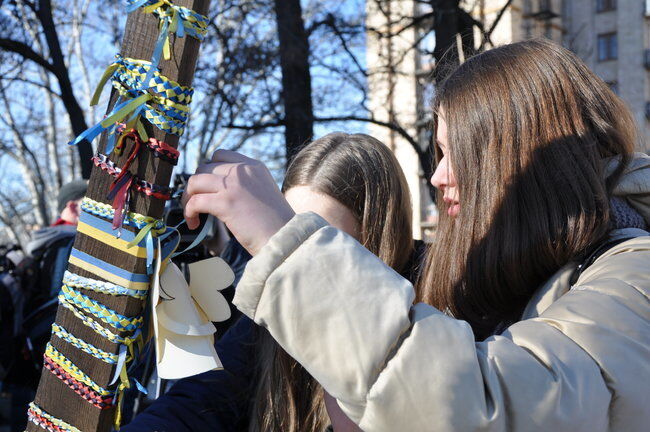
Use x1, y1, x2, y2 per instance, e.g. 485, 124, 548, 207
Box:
125, 132, 416, 431
184, 39, 650, 431
251, 132, 414, 431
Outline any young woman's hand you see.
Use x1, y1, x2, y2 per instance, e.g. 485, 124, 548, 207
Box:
181, 150, 295, 255
324, 391, 362, 431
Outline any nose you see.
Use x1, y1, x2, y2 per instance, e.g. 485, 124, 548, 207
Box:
430, 155, 449, 190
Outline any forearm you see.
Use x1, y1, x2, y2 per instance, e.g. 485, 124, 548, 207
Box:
233, 213, 612, 431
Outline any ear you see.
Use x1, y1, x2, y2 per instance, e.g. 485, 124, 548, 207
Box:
67, 200, 78, 212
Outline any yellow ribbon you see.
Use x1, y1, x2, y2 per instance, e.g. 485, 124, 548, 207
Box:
91, 63, 119, 106
68, 255, 150, 291
77, 222, 148, 259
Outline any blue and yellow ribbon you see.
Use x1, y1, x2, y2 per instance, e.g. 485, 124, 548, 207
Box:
68, 248, 150, 291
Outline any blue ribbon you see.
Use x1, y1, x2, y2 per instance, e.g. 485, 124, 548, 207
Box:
70, 248, 150, 284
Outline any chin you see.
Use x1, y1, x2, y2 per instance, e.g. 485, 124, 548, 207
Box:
447, 204, 460, 217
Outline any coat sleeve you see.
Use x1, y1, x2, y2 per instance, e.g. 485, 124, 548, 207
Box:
233, 213, 650, 432
122, 316, 256, 432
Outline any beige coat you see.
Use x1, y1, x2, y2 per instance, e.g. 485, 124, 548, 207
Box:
233, 154, 650, 431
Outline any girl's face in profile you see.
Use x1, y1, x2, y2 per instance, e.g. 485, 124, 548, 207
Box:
430, 114, 460, 217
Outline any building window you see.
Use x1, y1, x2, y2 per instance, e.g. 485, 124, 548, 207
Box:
597, 33, 617, 61
605, 81, 618, 94
596, 0, 616, 12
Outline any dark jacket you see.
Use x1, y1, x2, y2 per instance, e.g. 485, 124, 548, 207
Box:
123, 316, 256, 431
26, 224, 76, 298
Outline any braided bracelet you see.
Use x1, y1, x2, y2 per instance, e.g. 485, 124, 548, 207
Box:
71, 54, 194, 148
51, 322, 129, 365
81, 197, 165, 232
115, 127, 179, 165
44, 342, 114, 400
147, 137, 179, 165
63, 270, 148, 299
59, 285, 143, 333
92, 153, 173, 200
58, 299, 141, 348
27, 402, 82, 432
43, 353, 114, 409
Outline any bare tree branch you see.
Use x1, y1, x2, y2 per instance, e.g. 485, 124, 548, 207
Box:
0, 38, 57, 74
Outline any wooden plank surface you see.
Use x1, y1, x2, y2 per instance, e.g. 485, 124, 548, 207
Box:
27, 2, 210, 431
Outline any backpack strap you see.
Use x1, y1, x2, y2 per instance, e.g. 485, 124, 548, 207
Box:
569, 235, 641, 286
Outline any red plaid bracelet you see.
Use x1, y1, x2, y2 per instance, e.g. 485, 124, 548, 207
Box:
115, 127, 179, 165
92, 154, 173, 201
147, 137, 179, 165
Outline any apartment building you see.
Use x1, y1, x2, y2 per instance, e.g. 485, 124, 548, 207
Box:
366, 0, 650, 239
480, 0, 650, 152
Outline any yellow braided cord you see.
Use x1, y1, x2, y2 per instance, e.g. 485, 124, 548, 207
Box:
59, 285, 143, 332
81, 197, 165, 234
112, 57, 192, 108
58, 298, 138, 347
51, 323, 131, 364
112, 82, 187, 136
45, 343, 112, 396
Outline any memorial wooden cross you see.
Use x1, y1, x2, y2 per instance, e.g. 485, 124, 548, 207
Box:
27, 1, 211, 431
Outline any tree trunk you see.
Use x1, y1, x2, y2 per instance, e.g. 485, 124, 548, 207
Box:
27, 1, 210, 431
432, 0, 461, 81
273, 0, 314, 166
37, 0, 93, 179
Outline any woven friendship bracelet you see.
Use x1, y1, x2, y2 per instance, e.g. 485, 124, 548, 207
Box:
109, 55, 191, 135
101, 55, 191, 135
81, 197, 165, 232
59, 285, 143, 332
113, 55, 193, 106
115, 127, 180, 165
51, 322, 127, 364
43, 354, 114, 409
111, 79, 188, 137
63, 270, 148, 299
27, 402, 82, 432
70, 55, 194, 148
92, 153, 173, 200
58, 300, 141, 348
146, 136, 179, 165
44, 343, 113, 398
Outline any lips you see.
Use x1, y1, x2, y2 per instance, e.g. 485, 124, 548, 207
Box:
442, 196, 460, 217
442, 196, 458, 206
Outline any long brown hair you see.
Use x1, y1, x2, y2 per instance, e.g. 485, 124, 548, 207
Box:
418, 39, 636, 340
250, 132, 413, 431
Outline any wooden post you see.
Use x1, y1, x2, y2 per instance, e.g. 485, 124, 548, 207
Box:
27, 1, 210, 431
